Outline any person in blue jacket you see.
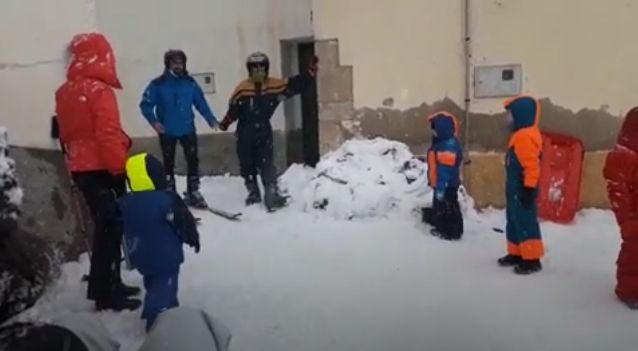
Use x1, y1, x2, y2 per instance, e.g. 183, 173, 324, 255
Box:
119, 152, 200, 331
421, 111, 464, 240
140, 49, 219, 208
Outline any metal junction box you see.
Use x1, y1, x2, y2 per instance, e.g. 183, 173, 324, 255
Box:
473, 64, 522, 98
192, 72, 216, 94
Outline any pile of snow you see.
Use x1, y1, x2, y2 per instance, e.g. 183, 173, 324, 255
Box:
281, 138, 462, 220
0, 127, 22, 225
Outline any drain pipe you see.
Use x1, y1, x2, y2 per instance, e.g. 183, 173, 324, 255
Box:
463, 0, 473, 194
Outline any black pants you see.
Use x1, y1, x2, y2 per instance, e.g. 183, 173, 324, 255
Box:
422, 188, 464, 240
159, 133, 199, 192
72, 171, 125, 302
237, 129, 276, 186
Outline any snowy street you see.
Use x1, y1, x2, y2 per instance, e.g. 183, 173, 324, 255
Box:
15, 140, 638, 351
17, 179, 637, 351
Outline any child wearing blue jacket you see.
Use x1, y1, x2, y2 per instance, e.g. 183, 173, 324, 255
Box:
421, 111, 464, 240
119, 153, 200, 331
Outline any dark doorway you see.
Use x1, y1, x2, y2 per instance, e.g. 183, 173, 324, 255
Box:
281, 39, 319, 168
297, 42, 319, 167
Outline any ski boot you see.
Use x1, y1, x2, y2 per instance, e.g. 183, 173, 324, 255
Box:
264, 184, 287, 212
184, 190, 208, 209
245, 176, 262, 206
497, 255, 522, 267
115, 282, 141, 297
96, 295, 141, 312
514, 259, 542, 275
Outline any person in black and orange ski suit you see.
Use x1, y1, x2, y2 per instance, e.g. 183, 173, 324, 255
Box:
219, 52, 318, 211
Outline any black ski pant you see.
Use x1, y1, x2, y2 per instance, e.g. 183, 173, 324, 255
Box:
159, 133, 199, 192
422, 188, 464, 240
72, 171, 125, 303
236, 128, 277, 187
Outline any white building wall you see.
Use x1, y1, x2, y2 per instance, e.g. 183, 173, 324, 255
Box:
0, 0, 313, 148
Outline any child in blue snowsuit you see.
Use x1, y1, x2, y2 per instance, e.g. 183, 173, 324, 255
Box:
119, 153, 200, 331
422, 111, 464, 240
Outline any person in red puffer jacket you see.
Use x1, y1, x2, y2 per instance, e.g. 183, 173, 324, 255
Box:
603, 107, 638, 310
55, 32, 140, 312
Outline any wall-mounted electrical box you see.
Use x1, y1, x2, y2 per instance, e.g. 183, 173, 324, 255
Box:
473, 64, 522, 98
192, 72, 216, 94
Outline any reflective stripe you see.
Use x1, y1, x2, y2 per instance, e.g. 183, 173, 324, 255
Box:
437, 151, 457, 166
520, 239, 545, 260
427, 150, 437, 187
126, 153, 156, 192
507, 241, 521, 256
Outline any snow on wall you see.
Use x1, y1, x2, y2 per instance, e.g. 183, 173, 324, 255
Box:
0, 127, 23, 225
280, 137, 475, 220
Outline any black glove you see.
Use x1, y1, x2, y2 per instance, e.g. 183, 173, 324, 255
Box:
520, 187, 536, 208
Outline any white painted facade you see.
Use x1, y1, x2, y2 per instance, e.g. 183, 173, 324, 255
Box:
0, 0, 313, 148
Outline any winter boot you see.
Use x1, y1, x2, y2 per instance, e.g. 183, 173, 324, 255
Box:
421, 207, 435, 225
264, 184, 287, 212
497, 255, 522, 267
184, 190, 207, 209
95, 296, 141, 312
115, 282, 141, 297
245, 177, 262, 206
513, 259, 543, 275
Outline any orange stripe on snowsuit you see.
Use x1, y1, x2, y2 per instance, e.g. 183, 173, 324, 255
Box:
427, 150, 437, 187
509, 129, 542, 188
507, 242, 521, 256
508, 240, 544, 260
520, 239, 544, 260
436, 151, 457, 166
427, 111, 460, 137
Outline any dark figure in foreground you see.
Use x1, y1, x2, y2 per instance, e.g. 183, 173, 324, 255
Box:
219, 52, 318, 211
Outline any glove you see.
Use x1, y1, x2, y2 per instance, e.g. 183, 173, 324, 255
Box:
153, 122, 165, 134
219, 117, 231, 131
308, 55, 319, 77
520, 187, 536, 208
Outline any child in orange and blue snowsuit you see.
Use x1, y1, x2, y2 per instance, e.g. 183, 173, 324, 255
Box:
499, 95, 545, 274
421, 111, 464, 241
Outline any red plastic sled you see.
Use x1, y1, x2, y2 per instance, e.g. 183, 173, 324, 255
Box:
537, 131, 585, 223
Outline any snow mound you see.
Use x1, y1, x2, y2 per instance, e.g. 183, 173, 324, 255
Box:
0, 127, 23, 224
280, 138, 432, 220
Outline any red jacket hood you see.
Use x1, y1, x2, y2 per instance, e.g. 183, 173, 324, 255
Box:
617, 107, 638, 153
66, 33, 122, 89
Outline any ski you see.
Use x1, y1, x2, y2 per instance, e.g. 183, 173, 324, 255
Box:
206, 206, 242, 221
189, 205, 242, 221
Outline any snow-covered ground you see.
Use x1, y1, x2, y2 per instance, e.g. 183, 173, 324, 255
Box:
13, 139, 638, 351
